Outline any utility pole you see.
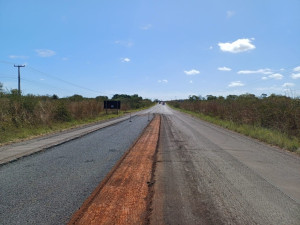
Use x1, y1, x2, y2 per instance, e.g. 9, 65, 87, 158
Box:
14, 65, 25, 95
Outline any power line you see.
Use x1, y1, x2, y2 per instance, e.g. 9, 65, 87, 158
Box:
0, 60, 15, 65
21, 77, 76, 95
27, 66, 107, 95
0, 73, 15, 77
0, 76, 16, 80
0, 60, 106, 95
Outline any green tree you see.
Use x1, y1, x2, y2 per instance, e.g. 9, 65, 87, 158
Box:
226, 95, 238, 100
95, 95, 108, 101
112, 94, 131, 100
52, 94, 59, 100
189, 95, 200, 101
68, 94, 84, 101
206, 95, 217, 101
0, 82, 4, 97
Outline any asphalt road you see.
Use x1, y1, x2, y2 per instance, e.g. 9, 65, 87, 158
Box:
0, 113, 153, 225
1, 104, 300, 225
151, 105, 300, 225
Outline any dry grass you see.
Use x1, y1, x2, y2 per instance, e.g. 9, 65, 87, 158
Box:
169, 95, 300, 153
0, 93, 153, 144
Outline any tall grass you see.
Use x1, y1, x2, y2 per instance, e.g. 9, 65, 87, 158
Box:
0, 92, 153, 145
169, 94, 300, 153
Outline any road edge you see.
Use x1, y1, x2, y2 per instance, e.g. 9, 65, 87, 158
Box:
0, 107, 155, 166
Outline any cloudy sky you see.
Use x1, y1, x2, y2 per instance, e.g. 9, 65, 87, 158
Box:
0, 0, 299, 100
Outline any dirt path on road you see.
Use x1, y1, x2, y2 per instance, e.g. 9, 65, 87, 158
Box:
69, 115, 160, 225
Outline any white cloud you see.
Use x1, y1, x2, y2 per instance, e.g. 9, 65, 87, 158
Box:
282, 83, 295, 87
121, 58, 131, 62
268, 73, 283, 80
209, 46, 213, 50
9, 55, 28, 59
35, 49, 56, 57
291, 73, 300, 79
184, 69, 200, 75
189, 80, 193, 84
226, 10, 235, 18
238, 68, 272, 75
293, 66, 300, 72
62, 57, 68, 61
115, 40, 133, 47
158, 79, 168, 83
218, 66, 231, 71
261, 73, 284, 80
141, 24, 152, 30
218, 38, 255, 53
228, 81, 245, 87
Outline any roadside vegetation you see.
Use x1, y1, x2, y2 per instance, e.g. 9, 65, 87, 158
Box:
168, 94, 300, 153
0, 85, 153, 145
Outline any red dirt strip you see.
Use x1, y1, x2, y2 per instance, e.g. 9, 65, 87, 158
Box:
69, 115, 160, 225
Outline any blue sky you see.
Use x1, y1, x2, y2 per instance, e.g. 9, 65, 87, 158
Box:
1, 0, 300, 100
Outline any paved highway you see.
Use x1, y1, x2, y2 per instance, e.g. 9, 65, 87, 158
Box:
151, 105, 300, 224
0, 113, 153, 225
1, 104, 300, 225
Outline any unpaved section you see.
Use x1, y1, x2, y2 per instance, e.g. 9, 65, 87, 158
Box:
69, 115, 160, 225
150, 108, 300, 225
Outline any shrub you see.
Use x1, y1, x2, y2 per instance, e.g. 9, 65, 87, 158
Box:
54, 103, 72, 122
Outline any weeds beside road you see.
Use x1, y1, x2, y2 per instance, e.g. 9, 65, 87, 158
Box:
168, 94, 300, 153
0, 92, 153, 145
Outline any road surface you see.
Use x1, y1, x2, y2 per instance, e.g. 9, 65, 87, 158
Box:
0, 113, 153, 225
0, 107, 155, 165
151, 105, 300, 224
1, 104, 299, 225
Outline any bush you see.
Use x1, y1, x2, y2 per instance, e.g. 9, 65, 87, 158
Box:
54, 103, 72, 122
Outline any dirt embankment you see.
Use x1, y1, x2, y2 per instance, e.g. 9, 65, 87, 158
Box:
69, 115, 160, 225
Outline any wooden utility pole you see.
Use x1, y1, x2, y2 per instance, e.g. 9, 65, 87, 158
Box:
14, 65, 25, 95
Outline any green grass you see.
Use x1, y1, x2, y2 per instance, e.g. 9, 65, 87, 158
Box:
170, 105, 300, 154
0, 106, 152, 146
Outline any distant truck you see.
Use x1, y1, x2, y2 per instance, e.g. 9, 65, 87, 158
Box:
162, 102, 165, 105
